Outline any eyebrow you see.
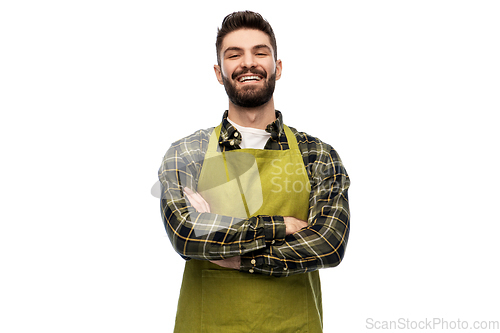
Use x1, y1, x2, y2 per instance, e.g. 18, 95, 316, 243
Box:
223, 44, 272, 56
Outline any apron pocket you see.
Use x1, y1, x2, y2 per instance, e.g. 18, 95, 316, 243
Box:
201, 269, 309, 333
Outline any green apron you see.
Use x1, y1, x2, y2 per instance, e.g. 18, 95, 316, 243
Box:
173, 124, 323, 333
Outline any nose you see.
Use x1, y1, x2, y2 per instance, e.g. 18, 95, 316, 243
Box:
240, 52, 257, 69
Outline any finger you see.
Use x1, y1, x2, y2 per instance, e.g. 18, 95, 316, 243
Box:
183, 187, 203, 210
210, 259, 230, 269
209, 259, 224, 268
210, 257, 240, 269
186, 188, 210, 213
183, 187, 197, 203
200, 195, 210, 213
191, 192, 209, 213
184, 187, 210, 213
183, 187, 194, 195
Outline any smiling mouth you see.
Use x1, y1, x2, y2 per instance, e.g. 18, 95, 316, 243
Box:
237, 75, 263, 83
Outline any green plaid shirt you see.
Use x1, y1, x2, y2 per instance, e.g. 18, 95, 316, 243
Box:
159, 111, 350, 277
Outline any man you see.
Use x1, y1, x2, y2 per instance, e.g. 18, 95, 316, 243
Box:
158, 11, 350, 333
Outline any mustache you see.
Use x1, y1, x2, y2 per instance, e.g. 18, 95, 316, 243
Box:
231, 68, 267, 80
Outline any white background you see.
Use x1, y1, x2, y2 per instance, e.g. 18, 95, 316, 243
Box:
1, 0, 499, 332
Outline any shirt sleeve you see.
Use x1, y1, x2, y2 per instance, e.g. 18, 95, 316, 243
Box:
239, 141, 350, 277
159, 139, 287, 260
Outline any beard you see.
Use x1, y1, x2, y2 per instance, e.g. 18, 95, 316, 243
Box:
221, 69, 276, 108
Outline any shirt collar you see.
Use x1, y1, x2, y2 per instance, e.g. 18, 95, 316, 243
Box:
219, 110, 285, 147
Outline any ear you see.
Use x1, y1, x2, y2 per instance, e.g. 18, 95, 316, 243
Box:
214, 64, 224, 85
275, 59, 283, 81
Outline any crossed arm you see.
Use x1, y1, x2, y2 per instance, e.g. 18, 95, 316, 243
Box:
183, 187, 307, 269
159, 136, 350, 277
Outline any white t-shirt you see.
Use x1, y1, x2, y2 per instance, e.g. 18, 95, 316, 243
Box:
227, 118, 271, 149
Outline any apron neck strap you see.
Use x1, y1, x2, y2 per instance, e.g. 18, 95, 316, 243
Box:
283, 124, 299, 150
207, 124, 223, 153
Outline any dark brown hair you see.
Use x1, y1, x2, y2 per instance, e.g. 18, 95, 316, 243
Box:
216, 11, 277, 66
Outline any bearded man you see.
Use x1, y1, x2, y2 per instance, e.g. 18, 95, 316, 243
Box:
158, 11, 350, 333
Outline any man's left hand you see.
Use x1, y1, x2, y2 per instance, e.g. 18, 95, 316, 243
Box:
210, 256, 241, 270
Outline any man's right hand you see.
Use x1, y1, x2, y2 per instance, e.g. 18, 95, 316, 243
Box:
183, 187, 211, 213
284, 216, 308, 235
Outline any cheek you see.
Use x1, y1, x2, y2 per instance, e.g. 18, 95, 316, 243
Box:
221, 62, 236, 79
264, 60, 277, 75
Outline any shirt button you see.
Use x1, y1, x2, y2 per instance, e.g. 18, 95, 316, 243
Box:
251, 259, 256, 265
230, 140, 235, 146
234, 132, 239, 137
249, 269, 254, 274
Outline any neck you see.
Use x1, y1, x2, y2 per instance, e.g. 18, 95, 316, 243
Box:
227, 98, 276, 130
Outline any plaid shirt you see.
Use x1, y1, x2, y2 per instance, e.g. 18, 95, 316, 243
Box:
159, 111, 350, 277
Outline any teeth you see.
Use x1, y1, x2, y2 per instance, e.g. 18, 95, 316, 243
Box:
239, 75, 261, 82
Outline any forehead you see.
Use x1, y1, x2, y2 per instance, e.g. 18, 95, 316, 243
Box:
221, 29, 273, 53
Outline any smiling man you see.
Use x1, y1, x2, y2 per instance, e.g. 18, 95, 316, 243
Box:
158, 11, 350, 333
